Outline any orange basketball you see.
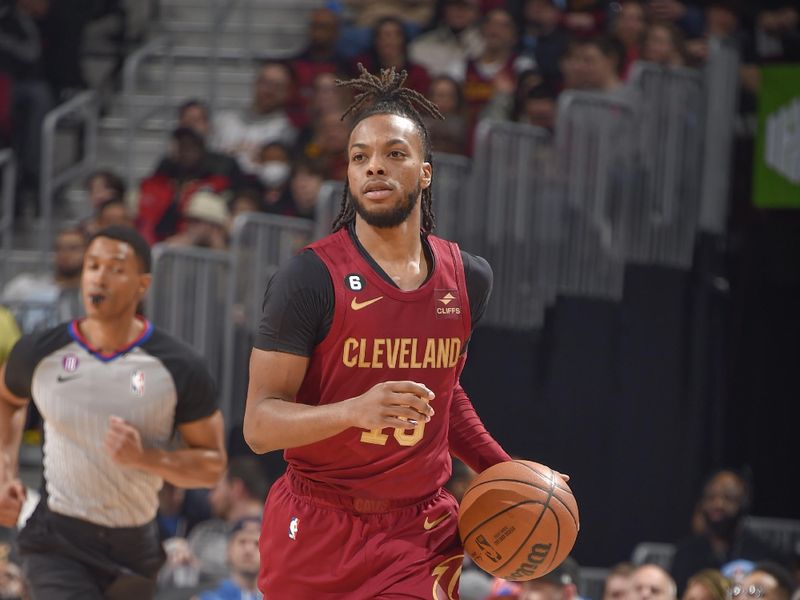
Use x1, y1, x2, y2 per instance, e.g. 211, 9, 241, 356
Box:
458, 460, 579, 581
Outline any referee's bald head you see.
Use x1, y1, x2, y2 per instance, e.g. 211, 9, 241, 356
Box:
88, 226, 152, 273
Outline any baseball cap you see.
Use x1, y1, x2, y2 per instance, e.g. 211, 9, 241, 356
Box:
536, 556, 580, 586
184, 190, 230, 226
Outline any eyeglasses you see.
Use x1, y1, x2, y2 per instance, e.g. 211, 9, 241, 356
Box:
728, 585, 766, 599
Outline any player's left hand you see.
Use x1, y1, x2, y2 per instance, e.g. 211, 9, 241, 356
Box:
104, 415, 145, 468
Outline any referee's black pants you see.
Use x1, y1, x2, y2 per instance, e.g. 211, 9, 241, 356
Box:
17, 501, 165, 600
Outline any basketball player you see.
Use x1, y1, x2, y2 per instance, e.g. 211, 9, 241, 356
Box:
244, 66, 514, 598
0, 226, 227, 599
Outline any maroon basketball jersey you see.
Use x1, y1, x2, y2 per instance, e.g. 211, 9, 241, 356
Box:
285, 228, 472, 500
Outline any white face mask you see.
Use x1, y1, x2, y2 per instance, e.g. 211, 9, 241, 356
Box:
258, 161, 291, 187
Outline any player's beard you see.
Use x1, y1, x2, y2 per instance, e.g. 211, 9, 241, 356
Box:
349, 183, 420, 229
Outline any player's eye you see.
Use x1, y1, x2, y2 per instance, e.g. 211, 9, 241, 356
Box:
352, 153, 365, 162
389, 150, 405, 158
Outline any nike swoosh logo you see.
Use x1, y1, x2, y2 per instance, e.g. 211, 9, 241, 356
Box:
351, 296, 384, 311
423, 512, 451, 530
57, 375, 80, 383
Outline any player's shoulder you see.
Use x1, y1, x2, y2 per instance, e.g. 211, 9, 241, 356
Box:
270, 248, 332, 291
460, 250, 493, 291
11, 322, 73, 366
140, 326, 210, 374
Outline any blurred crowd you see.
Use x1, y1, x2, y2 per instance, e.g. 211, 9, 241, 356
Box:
3, 0, 800, 250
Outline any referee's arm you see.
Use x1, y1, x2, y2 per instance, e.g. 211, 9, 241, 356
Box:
104, 411, 227, 489
0, 362, 29, 527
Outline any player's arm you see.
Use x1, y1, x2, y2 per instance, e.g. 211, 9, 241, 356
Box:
243, 348, 434, 454
104, 411, 227, 488
0, 362, 30, 527
449, 356, 512, 472
449, 252, 511, 471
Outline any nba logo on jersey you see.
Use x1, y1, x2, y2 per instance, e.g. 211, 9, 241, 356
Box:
288, 517, 300, 540
130, 369, 145, 397
62, 354, 79, 372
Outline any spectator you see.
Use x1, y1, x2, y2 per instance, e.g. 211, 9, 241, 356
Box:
463, 9, 535, 130
735, 562, 796, 600
671, 470, 789, 595
282, 158, 326, 220
229, 189, 264, 221
136, 127, 231, 244
642, 22, 686, 66
196, 517, 262, 600
85, 170, 126, 213
212, 61, 297, 175
157, 100, 243, 186
611, 0, 646, 79
425, 75, 469, 153
489, 555, 580, 600
288, 8, 348, 128
297, 109, 350, 181
294, 72, 352, 168
165, 190, 230, 251
751, 4, 800, 63
561, 0, 607, 38
633, 564, 678, 600
0, 0, 54, 207
682, 569, 730, 600
560, 38, 592, 90
579, 36, 625, 94
338, 0, 436, 57
83, 198, 134, 236
409, 0, 485, 82
353, 16, 432, 95
605, 562, 637, 600
187, 457, 269, 581
251, 141, 293, 207
1, 226, 85, 332
645, 0, 705, 38
519, 0, 571, 84
517, 82, 558, 131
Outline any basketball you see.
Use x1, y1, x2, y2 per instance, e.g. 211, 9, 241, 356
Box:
458, 460, 579, 581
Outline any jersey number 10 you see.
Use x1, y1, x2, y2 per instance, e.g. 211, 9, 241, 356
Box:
360, 422, 425, 447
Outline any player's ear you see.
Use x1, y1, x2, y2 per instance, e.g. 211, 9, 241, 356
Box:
420, 161, 432, 190
138, 273, 153, 299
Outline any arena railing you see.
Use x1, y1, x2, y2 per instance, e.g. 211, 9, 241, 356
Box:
38, 90, 99, 252
555, 91, 637, 301
699, 39, 740, 235
0, 149, 16, 269
224, 213, 315, 423
430, 152, 471, 243
743, 515, 800, 557
122, 34, 177, 189
464, 122, 560, 329
147, 243, 234, 423
628, 62, 706, 268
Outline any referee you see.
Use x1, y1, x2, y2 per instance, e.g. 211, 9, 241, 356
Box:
0, 226, 227, 599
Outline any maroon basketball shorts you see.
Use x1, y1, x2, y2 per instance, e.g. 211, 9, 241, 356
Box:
258, 468, 464, 599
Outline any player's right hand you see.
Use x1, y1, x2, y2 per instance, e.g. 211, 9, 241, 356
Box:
347, 381, 435, 431
0, 478, 26, 528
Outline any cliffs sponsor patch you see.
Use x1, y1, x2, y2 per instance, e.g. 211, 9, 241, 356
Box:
435, 289, 461, 319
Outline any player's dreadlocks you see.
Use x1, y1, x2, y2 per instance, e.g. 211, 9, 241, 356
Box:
332, 64, 444, 233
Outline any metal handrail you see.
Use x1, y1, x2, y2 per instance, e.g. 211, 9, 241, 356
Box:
38, 90, 99, 251
123, 34, 176, 189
